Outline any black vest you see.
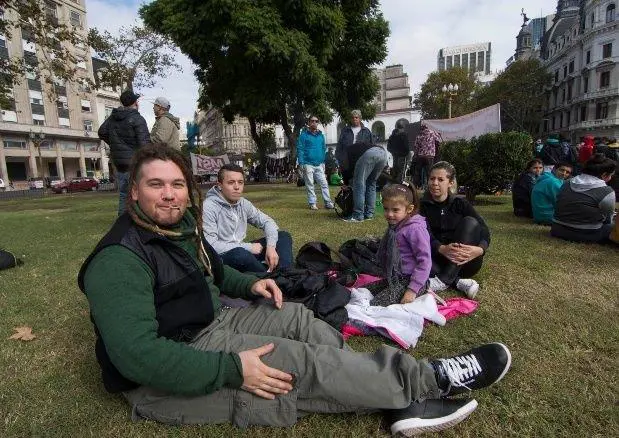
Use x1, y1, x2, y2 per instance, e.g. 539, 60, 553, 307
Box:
77, 213, 224, 393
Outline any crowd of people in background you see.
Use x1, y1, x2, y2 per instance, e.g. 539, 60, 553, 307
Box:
514, 135, 617, 245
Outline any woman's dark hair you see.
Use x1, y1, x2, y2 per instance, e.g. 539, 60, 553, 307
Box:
381, 183, 420, 215
526, 158, 543, 172
126, 144, 212, 274
430, 161, 456, 182
582, 153, 617, 178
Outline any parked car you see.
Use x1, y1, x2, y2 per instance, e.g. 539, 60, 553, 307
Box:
52, 177, 99, 194
45, 176, 63, 188
28, 177, 45, 189
0, 178, 5, 192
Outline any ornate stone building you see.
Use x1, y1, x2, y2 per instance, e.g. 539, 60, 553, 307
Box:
0, 0, 106, 185
537, 0, 618, 142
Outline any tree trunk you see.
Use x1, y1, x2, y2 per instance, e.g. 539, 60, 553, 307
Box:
280, 109, 296, 165
249, 118, 268, 182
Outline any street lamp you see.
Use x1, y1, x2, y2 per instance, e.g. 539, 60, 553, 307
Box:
441, 83, 459, 119
29, 129, 46, 178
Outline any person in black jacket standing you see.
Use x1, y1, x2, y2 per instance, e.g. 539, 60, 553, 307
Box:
420, 162, 491, 299
98, 89, 150, 215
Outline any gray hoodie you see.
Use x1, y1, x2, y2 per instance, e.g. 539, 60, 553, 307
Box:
553, 174, 615, 229
202, 186, 279, 254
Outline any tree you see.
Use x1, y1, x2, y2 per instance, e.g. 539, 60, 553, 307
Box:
87, 24, 182, 91
440, 132, 533, 201
141, 0, 389, 163
0, 0, 88, 108
475, 59, 551, 135
413, 67, 482, 120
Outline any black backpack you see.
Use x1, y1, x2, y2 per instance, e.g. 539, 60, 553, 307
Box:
295, 241, 353, 273
0, 248, 22, 271
334, 186, 354, 218
338, 238, 383, 277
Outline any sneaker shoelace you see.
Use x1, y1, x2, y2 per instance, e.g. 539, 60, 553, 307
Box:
439, 354, 482, 392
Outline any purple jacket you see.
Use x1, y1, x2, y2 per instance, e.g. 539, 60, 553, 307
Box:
396, 214, 432, 294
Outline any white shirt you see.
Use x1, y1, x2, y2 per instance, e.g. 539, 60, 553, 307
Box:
352, 126, 361, 143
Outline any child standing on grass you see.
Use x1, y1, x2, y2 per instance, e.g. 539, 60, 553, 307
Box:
367, 183, 432, 306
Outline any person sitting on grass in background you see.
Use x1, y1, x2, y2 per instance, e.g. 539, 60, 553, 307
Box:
366, 183, 432, 306
551, 153, 617, 243
531, 161, 573, 225
202, 164, 293, 273
296, 115, 335, 210
420, 162, 491, 299
79, 144, 512, 436
512, 158, 543, 218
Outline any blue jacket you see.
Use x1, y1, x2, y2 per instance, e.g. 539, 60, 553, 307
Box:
531, 172, 564, 224
297, 128, 326, 166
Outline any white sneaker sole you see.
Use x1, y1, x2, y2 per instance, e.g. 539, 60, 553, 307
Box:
390, 399, 478, 436
490, 342, 512, 386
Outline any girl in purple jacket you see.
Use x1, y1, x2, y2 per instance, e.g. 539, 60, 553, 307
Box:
368, 183, 432, 306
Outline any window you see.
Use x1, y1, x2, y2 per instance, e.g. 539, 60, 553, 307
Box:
22, 39, 35, 53
568, 60, 574, 73
607, 4, 616, 23
80, 99, 91, 112
70, 11, 81, 27
596, 102, 608, 119
563, 65, 568, 78
57, 95, 68, 109
477, 51, 484, 72
60, 141, 78, 151
602, 43, 612, 58
590, 13, 595, 28
58, 117, 70, 128
584, 75, 589, 93
580, 105, 587, 121
554, 70, 559, 82
600, 71, 611, 88
28, 90, 43, 105
561, 88, 566, 103
3, 140, 27, 149
567, 82, 573, 101
44, 1, 56, 17
25, 69, 36, 80
83, 120, 93, 131
33, 113, 45, 126
586, 50, 591, 64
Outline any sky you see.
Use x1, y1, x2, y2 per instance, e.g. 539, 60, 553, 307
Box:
86, 0, 559, 136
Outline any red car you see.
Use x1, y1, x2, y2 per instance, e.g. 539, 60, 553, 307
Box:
52, 177, 99, 194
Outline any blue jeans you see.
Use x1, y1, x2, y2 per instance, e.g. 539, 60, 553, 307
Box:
352, 147, 388, 220
221, 231, 293, 273
116, 171, 130, 216
303, 164, 333, 206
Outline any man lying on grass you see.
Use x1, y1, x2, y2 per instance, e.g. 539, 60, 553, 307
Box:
79, 144, 512, 436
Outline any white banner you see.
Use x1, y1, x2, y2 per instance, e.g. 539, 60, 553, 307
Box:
190, 153, 230, 175
424, 103, 501, 141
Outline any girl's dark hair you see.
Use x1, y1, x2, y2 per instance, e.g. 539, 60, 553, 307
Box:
381, 183, 420, 215
582, 153, 617, 178
526, 158, 543, 171
430, 161, 456, 182
126, 144, 212, 274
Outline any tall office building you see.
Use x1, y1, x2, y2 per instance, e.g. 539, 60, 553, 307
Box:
0, 0, 106, 186
437, 42, 492, 75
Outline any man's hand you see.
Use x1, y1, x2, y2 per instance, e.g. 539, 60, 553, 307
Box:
264, 246, 279, 272
250, 242, 264, 255
239, 343, 293, 400
251, 278, 283, 309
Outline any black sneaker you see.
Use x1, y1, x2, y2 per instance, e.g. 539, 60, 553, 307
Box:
431, 343, 512, 397
387, 398, 478, 436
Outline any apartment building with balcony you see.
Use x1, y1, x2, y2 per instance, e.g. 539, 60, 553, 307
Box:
540, 0, 618, 142
0, 0, 106, 186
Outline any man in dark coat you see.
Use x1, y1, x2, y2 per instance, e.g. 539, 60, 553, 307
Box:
98, 89, 150, 215
387, 120, 411, 183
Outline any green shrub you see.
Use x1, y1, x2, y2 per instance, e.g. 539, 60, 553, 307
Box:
440, 131, 532, 200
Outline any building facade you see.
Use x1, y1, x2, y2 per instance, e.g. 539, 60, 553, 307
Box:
539, 0, 618, 142
437, 42, 492, 77
194, 107, 256, 157
0, 0, 107, 186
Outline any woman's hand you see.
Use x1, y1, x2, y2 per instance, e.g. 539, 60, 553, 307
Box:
451, 244, 484, 265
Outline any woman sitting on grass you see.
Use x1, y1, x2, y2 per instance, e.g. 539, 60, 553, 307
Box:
420, 162, 490, 299
366, 183, 431, 306
551, 153, 617, 243
512, 158, 543, 218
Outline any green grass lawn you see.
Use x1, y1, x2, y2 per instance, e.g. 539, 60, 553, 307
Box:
1, 185, 617, 437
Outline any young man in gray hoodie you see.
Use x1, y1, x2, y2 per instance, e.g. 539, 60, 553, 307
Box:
202, 164, 293, 272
